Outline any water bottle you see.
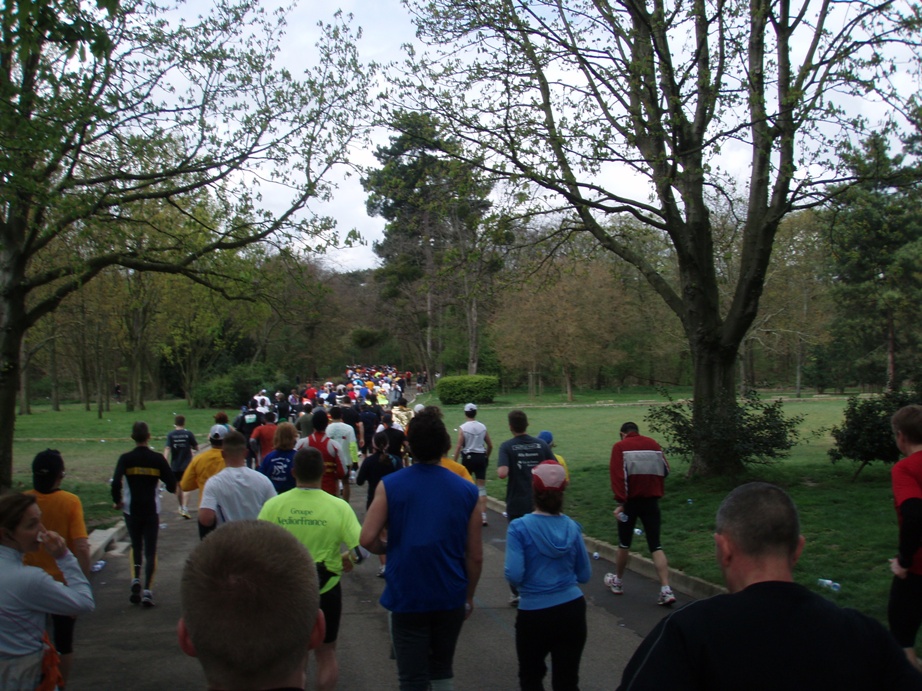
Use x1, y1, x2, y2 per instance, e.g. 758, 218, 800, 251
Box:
90, 560, 106, 572
634, 528, 644, 536
592, 552, 600, 560
817, 578, 841, 592
617, 512, 629, 523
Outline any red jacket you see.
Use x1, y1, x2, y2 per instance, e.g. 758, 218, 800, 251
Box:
609, 432, 669, 503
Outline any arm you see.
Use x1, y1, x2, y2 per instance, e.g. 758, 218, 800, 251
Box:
504, 520, 525, 588
610, 443, 626, 504
336, 444, 351, 502
575, 533, 592, 584
453, 428, 465, 462
72, 537, 92, 578
464, 502, 484, 618
111, 458, 125, 508
199, 508, 217, 528
163, 445, 171, 461
895, 497, 922, 573
180, 458, 200, 492
485, 432, 493, 458
36, 532, 95, 615
617, 615, 696, 691
199, 482, 217, 527
497, 442, 509, 479
359, 483, 388, 554
161, 460, 177, 494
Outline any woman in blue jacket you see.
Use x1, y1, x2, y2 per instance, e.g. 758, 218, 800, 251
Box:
505, 460, 591, 691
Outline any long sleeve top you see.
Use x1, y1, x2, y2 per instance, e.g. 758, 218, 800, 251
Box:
0, 544, 95, 657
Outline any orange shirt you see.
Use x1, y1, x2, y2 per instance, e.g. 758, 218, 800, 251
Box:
24, 490, 88, 583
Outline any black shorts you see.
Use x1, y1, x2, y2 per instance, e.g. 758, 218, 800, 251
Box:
320, 582, 343, 644
171, 466, 185, 483
461, 452, 488, 480
616, 497, 663, 554
51, 614, 76, 655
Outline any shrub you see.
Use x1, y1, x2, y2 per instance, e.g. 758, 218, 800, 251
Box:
192, 363, 276, 408
828, 389, 922, 476
436, 375, 499, 406
646, 390, 804, 470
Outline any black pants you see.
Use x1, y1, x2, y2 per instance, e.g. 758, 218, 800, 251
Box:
515, 596, 587, 691
124, 512, 159, 588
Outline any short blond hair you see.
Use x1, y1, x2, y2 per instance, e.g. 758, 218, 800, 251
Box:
181, 521, 319, 688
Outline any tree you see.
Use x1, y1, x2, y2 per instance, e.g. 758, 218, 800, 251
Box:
824, 135, 922, 392
0, 0, 374, 487
363, 111, 495, 376
393, 0, 921, 474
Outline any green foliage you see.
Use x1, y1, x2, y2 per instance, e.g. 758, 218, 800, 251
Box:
436, 375, 499, 405
192, 363, 276, 408
828, 390, 922, 466
646, 390, 804, 469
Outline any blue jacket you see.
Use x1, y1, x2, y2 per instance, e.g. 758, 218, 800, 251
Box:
505, 513, 591, 610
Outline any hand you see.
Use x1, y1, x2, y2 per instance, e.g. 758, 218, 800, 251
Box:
890, 557, 909, 579
113, 502, 123, 511
613, 506, 625, 519
42, 531, 68, 559
341, 553, 354, 573
464, 599, 474, 620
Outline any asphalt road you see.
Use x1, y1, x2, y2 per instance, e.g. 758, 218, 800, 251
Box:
69, 482, 693, 690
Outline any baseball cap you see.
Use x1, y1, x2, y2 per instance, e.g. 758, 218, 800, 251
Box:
209, 425, 228, 441
32, 449, 64, 493
532, 460, 567, 492
537, 430, 554, 446
414, 404, 425, 414
464, 403, 477, 412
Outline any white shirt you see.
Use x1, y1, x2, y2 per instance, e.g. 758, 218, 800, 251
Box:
200, 466, 277, 524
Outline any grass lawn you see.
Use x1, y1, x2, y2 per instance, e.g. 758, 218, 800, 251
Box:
7, 390, 906, 640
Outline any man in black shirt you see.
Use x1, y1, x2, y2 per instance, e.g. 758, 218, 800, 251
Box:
618, 482, 922, 690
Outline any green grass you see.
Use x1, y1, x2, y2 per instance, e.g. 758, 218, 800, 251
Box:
9, 391, 905, 641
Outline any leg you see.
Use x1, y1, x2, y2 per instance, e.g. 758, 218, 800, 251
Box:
516, 608, 550, 691
888, 572, 922, 668
390, 611, 433, 691
124, 513, 144, 581
548, 598, 587, 691
142, 515, 160, 589
651, 549, 670, 587
316, 584, 342, 691
427, 607, 466, 688
51, 615, 76, 687
615, 547, 630, 579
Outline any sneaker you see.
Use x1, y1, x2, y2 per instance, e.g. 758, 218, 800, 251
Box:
482, 512, 488, 526
658, 587, 676, 606
129, 578, 142, 604
179, 506, 191, 519
603, 573, 623, 595
509, 595, 520, 608
141, 589, 155, 608
376, 566, 386, 578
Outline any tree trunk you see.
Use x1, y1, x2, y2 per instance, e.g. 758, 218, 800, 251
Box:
688, 340, 744, 476
564, 365, 573, 402
18, 340, 31, 416
50, 318, 60, 411
466, 294, 478, 375
0, 284, 28, 489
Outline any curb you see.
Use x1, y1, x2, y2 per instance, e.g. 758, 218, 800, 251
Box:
88, 520, 127, 564
485, 496, 726, 600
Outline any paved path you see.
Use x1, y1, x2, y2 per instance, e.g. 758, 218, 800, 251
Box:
70, 483, 698, 690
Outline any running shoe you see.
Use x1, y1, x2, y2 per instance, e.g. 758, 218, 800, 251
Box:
377, 566, 386, 578
129, 578, 142, 604
141, 589, 155, 608
603, 572, 623, 595
179, 506, 191, 519
482, 512, 488, 526
658, 587, 676, 606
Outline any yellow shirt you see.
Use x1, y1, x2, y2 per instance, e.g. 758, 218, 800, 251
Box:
24, 490, 88, 583
440, 457, 475, 484
181, 448, 227, 506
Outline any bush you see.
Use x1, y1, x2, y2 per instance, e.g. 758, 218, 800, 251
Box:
828, 390, 922, 473
436, 375, 499, 406
646, 390, 804, 470
192, 363, 276, 408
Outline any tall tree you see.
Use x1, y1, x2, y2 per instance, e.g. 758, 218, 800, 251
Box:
363, 111, 494, 376
825, 135, 922, 392
394, 0, 921, 474
0, 0, 373, 487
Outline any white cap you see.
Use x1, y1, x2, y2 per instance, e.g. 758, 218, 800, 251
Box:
464, 403, 477, 412
209, 425, 228, 441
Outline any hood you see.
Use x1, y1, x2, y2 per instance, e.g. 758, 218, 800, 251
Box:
521, 514, 581, 560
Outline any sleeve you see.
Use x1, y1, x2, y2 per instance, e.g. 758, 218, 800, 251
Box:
617, 614, 697, 691
356, 457, 370, 486
111, 457, 125, 505
190, 432, 199, 450
497, 442, 510, 470
180, 458, 200, 492
503, 520, 526, 587
28, 553, 95, 616
67, 495, 89, 542
574, 529, 592, 584
200, 478, 218, 511
610, 443, 627, 503
262, 477, 277, 502
897, 497, 922, 568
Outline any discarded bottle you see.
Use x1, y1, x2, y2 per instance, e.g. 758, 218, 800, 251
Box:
686, 498, 694, 505
90, 560, 106, 573
817, 578, 841, 592
592, 551, 600, 560
634, 528, 644, 536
